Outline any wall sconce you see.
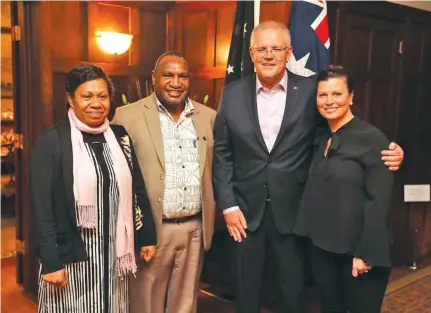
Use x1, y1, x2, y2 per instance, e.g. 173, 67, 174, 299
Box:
96, 31, 133, 55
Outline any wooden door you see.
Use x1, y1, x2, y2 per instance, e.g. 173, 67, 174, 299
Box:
391, 15, 431, 264
12, 1, 44, 297
339, 13, 404, 138
336, 4, 431, 264
10, 0, 24, 286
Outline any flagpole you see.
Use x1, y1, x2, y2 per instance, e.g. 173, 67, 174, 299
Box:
254, 0, 260, 27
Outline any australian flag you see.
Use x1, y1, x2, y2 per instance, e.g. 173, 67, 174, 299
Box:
287, 0, 330, 77
225, 2, 255, 85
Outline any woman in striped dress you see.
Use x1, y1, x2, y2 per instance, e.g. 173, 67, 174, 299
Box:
31, 64, 157, 313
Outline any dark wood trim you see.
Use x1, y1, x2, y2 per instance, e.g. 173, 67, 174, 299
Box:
10, 0, 23, 287
51, 59, 153, 77
51, 59, 226, 80
14, 1, 46, 297
346, 1, 406, 22
99, 1, 174, 12
1, 26, 12, 33
190, 66, 225, 79
176, 10, 184, 52
172, 1, 236, 12
206, 10, 216, 67
166, 11, 173, 51
80, 1, 88, 61
1, 119, 14, 125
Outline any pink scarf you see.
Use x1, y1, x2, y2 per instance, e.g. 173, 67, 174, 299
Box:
68, 108, 136, 276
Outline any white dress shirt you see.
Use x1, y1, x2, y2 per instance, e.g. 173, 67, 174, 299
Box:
223, 71, 288, 214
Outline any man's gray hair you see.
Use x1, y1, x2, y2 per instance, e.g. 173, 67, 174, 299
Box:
250, 20, 291, 47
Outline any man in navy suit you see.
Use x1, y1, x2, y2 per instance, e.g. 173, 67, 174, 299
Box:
213, 21, 404, 313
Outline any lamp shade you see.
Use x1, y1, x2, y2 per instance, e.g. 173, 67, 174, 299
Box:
96, 31, 133, 55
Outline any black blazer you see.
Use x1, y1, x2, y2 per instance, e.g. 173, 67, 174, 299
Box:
30, 119, 156, 275
213, 71, 327, 233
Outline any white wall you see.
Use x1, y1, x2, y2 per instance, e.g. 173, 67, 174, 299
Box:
387, 0, 431, 12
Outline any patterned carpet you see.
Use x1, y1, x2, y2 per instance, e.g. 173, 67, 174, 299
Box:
382, 271, 431, 313
2, 256, 431, 313
198, 266, 431, 313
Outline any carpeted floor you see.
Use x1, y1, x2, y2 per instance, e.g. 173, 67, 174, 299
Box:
382, 270, 431, 313
1, 220, 16, 259
2, 256, 431, 313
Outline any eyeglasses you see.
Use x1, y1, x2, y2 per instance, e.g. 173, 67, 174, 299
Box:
251, 46, 290, 57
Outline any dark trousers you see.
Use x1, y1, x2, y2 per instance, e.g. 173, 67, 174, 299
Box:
234, 203, 307, 313
309, 243, 391, 313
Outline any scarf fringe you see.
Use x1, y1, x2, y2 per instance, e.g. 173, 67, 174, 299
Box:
77, 204, 97, 229
116, 243, 137, 277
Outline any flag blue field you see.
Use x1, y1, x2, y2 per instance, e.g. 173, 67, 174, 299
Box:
287, 0, 330, 77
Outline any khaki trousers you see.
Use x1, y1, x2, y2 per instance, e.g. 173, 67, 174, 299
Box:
129, 217, 203, 313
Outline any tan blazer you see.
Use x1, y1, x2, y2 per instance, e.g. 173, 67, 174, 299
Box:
112, 94, 216, 250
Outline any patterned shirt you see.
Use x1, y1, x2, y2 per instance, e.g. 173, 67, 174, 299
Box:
157, 98, 201, 218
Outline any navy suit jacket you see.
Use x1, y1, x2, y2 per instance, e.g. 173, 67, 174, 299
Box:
213, 71, 327, 233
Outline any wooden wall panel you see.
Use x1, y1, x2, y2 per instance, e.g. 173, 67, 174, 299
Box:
49, 1, 167, 118
214, 78, 225, 109
342, 25, 371, 70
140, 11, 166, 71
52, 73, 68, 123
189, 78, 213, 105
183, 11, 213, 70
260, 1, 291, 24
215, 6, 236, 67
130, 8, 141, 66
88, 3, 131, 64
332, 1, 431, 264
109, 75, 137, 117
50, 1, 86, 61
170, 1, 294, 108
39, 1, 54, 128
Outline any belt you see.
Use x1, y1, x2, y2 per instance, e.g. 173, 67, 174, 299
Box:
162, 211, 202, 224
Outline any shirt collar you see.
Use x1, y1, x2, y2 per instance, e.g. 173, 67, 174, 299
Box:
256, 69, 288, 94
156, 97, 195, 117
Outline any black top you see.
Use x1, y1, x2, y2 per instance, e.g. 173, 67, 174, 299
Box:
82, 132, 114, 311
294, 117, 394, 267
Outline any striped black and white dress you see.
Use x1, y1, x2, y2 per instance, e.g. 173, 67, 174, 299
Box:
38, 132, 129, 313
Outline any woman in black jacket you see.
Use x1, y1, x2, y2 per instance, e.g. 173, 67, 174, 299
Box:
31, 64, 156, 313
294, 65, 394, 313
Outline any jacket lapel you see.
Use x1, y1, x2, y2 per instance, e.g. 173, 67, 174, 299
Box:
57, 119, 78, 227
191, 103, 206, 178
242, 75, 269, 154
271, 71, 300, 153
143, 94, 165, 170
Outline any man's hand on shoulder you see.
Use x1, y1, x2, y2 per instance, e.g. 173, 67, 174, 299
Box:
381, 142, 404, 171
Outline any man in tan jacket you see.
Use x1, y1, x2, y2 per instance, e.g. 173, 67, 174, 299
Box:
112, 51, 216, 313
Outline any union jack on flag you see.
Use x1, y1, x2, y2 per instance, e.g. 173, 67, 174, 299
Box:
287, 0, 330, 77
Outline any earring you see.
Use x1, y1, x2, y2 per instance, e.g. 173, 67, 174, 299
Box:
350, 102, 353, 106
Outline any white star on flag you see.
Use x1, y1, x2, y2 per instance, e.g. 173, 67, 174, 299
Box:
286, 53, 316, 77
227, 64, 234, 74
